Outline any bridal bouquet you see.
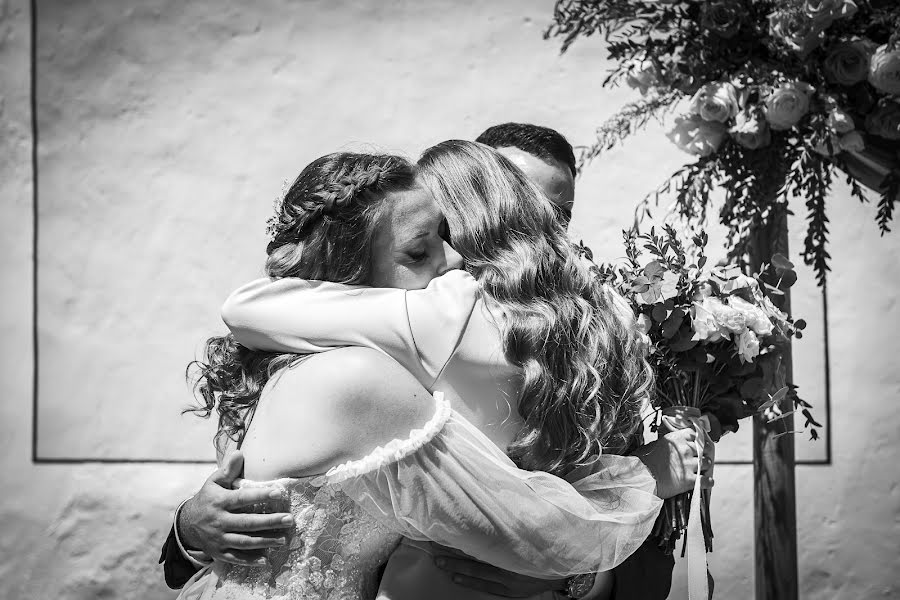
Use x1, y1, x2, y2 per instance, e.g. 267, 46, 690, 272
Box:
548, 0, 900, 286
582, 226, 817, 553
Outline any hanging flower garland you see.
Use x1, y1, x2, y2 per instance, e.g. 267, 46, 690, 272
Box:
546, 0, 900, 285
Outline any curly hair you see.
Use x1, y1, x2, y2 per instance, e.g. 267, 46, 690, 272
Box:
186, 153, 417, 452
417, 140, 653, 476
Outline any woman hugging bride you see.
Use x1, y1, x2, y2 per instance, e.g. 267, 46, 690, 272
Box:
177, 140, 711, 600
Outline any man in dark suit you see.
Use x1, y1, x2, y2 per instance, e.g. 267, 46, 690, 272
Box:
161, 123, 679, 599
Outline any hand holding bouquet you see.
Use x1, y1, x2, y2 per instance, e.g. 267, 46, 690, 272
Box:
581, 226, 818, 554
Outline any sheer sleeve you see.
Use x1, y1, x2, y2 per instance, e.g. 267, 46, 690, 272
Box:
322, 393, 663, 578
221, 270, 480, 384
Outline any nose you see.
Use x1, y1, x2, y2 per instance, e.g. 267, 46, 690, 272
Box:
440, 241, 464, 274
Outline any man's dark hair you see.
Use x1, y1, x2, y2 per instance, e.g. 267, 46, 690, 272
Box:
475, 122, 576, 177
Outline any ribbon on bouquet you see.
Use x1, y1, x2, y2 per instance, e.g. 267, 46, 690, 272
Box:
660, 406, 713, 600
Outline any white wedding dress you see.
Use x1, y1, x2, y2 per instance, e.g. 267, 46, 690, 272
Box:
176, 393, 662, 600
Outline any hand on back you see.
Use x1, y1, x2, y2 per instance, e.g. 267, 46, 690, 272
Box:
178, 451, 292, 566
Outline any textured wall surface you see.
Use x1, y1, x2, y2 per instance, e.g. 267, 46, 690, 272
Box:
1, 0, 899, 598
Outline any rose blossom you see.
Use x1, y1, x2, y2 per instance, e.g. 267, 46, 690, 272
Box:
707, 298, 747, 334
737, 330, 761, 363
730, 109, 771, 149
804, 0, 857, 29
769, 10, 824, 55
667, 114, 727, 156
765, 82, 814, 130
865, 101, 900, 141
823, 40, 874, 85
691, 298, 728, 342
838, 130, 865, 152
701, 0, 746, 39
868, 45, 900, 96
729, 297, 774, 336
626, 58, 660, 95
690, 82, 740, 123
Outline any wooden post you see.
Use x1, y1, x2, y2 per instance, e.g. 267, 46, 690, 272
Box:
748, 208, 799, 600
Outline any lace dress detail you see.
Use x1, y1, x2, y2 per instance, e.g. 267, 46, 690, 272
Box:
176, 394, 452, 600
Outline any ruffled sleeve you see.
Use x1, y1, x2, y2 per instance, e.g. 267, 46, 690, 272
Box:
221, 270, 480, 385
324, 393, 663, 578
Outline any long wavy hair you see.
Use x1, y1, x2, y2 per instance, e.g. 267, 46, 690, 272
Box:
186, 153, 417, 453
417, 140, 653, 476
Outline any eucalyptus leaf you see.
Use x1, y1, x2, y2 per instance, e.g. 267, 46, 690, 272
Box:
652, 304, 669, 322
771, 254, 794, 270
661, 309, 685, 339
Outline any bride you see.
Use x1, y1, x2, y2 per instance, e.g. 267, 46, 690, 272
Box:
179, 144, 709, 599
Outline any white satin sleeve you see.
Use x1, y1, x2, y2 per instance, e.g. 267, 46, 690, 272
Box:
221, 270, 480, 385
322, 393, 663, 578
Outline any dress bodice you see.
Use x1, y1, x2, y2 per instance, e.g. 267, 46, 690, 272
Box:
198, 477, 400, 600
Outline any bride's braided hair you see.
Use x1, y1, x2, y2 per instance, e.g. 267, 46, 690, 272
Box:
187, 153, 417, 452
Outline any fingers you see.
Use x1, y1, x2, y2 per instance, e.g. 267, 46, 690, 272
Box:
227, 512, 294, 532
222, 486, 285, 511
217, 549, 269, 567
211, 451, 244, 487
222, 532, 288, 550
700, 475, 715, 490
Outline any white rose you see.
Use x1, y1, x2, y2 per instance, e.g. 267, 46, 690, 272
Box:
667, 114, 727, 156
769, 10, 824, 55
729, 296, 775, 336
690, 82, 740, 123
868, 44, 900, 96
765, 82, 814, 130
691, 299, 727, 342
708, 298, 747, 333
737, 329, 761, 363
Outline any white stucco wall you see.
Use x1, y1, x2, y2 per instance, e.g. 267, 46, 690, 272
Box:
1, 0, 898, 598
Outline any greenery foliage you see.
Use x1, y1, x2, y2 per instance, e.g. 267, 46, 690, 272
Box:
547, 0, 900, 286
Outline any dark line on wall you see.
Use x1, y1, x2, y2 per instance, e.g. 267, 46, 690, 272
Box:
715, 460, 829, 466
821, 283, 833, 464
34, 458, 216, 465
30, 0, 39, 464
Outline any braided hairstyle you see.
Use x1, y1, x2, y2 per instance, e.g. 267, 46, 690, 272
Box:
187, 153, 417, 452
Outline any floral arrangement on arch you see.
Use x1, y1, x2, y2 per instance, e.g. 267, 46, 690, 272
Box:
578, 225, 817, 553
547, 0, 900, 286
